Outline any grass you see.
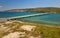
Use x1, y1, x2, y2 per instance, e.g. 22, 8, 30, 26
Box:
0, 21, 60, 38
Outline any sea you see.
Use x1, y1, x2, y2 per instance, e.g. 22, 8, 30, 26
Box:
0, 12, 60, 25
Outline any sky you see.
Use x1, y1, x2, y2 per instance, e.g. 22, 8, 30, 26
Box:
0, 0, 60, 11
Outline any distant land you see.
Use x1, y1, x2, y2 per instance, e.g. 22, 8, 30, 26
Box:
6, 7, 60, 13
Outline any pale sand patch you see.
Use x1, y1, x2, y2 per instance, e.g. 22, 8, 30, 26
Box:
5, 21, 12, 24
29, 36, 41, 38
29, 36, 35, 38
0, 18, 7, 22
5, 20, 24, 24
20, 25, 36, 31
2, 32, 25, 38
14, 20, 24, 23
0, 24, 7, 31
0, 24, 4, 28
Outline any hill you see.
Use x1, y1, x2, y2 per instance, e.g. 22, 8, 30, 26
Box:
6, 7, 60, 13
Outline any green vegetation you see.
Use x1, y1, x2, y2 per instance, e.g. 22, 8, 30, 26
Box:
1, 21, 60, 38
22, 22, 60, 38
7, 7, 60, 13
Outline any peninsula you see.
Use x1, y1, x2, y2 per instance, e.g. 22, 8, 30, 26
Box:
6, 7, 60, 13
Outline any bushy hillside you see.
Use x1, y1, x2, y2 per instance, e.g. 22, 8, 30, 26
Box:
6, 7, 60, 13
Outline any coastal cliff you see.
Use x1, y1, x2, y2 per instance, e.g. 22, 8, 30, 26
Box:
6, 7, 60, 13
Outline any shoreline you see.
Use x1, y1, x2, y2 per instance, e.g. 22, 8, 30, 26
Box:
0, 20, 60, 38
0, 20, 60, 28
20, 21, 60, 28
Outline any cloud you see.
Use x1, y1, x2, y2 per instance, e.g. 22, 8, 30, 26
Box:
0, 6, 3, 8
0, 6, 4, 10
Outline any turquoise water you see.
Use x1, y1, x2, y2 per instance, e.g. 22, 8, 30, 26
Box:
0, 12, 60, 25
16, 14, 60, 25
0, 12, 38, 18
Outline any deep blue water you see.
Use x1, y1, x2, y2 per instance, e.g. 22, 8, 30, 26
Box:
0, 12, 60, 25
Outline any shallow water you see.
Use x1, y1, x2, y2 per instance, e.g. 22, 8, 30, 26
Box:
0, 12, 60, 25
16, 14, 60, 25
0, 12, 38, 18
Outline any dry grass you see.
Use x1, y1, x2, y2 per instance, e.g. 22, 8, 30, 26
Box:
0, 20, 60, 38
